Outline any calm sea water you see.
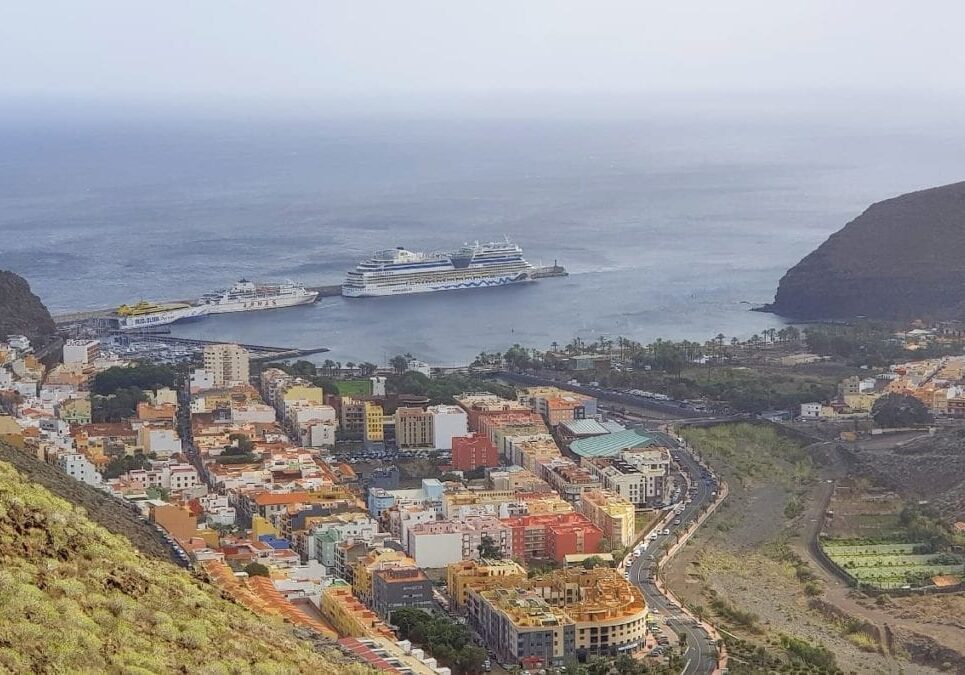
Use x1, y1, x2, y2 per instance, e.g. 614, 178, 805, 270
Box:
2, 104, 964, 364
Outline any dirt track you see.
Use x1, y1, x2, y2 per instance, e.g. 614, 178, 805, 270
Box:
663, 433, 960, 674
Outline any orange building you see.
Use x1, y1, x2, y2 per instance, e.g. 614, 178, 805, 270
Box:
451, 433, 499, 471
502, 512, 603, 562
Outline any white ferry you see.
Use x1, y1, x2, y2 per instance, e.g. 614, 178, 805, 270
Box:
113, 301, 208, 330
198, 279, 318, 314
342, 240, 534, 297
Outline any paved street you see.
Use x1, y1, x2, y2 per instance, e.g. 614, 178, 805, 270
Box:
627, 440, 721, 674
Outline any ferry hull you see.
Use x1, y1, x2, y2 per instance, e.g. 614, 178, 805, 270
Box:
202, 291, 318, 314
342, 273, 533, 298
115, 306, 209, 330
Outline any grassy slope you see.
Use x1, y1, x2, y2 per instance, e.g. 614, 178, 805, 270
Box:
0, 459, 372, 674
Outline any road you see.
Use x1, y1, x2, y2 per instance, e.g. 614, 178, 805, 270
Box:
493, 371, 711, 419
627, 441, 721, 674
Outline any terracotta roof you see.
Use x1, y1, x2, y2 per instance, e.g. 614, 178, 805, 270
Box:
253, 491, 313, 506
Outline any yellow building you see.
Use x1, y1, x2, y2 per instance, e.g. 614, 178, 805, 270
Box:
446, 558, 527, 609
519, 494, 573, 516
842, 392, 881, 412
513, 437, 563, 473
364, 402, 384, 442
0, 415, 23, 446
442, 490, 517, 518
56, 398, 92, 425
578, 489, 635, 549
351, 548, 413, 604
468, 567, 648, 668
282, 384, 324, 405
251, 515, 280, 539
319, 582, 396, 639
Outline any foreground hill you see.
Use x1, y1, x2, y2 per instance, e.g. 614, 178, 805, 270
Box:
764, 181, 965, 319
0, 270, 56, 343
0, 458, 371, 673
0, 443, 175, 562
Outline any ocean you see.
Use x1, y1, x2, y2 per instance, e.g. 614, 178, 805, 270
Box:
2, 102, 964, 364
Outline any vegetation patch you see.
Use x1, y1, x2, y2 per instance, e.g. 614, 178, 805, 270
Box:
0, 460, 371, 674
821, 539, 963, 589
680, 423, 815, 489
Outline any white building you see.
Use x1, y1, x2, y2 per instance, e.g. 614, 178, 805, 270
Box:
150, 387, 178, 406
202, 344, 250, 388
583, 449, 670, 506
370, 376, 387, 397
306, 421, 337, 448
139, 427, 182, 457
161, 464, 200, 492
62, 339, 100, 365
406, 517, 512, 568
200, 494, 236, 526
57, 453, 103, 487
13, 380, 39, 397
286, 403, 337, 428
800, 402, 823, 419
189, 368, 216, 394
429, 405, 468, 451
406, 526, 462, 568
6, 335, 31, 353
231, 403, 277, 424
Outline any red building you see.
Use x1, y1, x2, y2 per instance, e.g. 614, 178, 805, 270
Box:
451, 434, 499, 471
502, 512, 603, 562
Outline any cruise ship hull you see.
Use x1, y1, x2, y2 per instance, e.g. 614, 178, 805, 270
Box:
202, 291, 319, 314
343, 272, 533, 298
115, 305, 209, 330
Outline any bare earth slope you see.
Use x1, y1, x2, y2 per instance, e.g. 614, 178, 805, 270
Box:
764, 181, 965, 319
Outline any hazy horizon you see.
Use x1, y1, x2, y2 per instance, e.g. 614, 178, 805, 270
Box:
3, 2, 965, 110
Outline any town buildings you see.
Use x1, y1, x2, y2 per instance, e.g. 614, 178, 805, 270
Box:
467, 567, 648, 668
502, 512, 603, 562
578, 489, 636, 549
450, 433, 499, 471
203, 343, 251, 388
583, 448, 671, 506
446, 558, 527, 610
407, 517, 513, 567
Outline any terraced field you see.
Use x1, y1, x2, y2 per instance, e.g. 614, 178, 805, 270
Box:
822, 540, 965, 589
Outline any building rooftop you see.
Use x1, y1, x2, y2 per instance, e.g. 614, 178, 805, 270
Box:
558, 418, 611, 436
569, 429, 662, 458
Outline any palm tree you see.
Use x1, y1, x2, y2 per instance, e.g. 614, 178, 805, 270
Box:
345, 361, 356, 374
390, 355, 409, 374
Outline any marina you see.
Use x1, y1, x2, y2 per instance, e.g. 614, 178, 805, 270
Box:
99, 332, 328, 364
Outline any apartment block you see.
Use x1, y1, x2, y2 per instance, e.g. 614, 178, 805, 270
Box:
578, 488, 636, 549
203, 343, 250, 388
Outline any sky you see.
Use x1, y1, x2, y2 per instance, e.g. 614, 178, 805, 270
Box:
1, 2, 964, 109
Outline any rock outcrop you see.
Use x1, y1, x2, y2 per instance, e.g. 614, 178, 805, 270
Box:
0, 270, 56, 342
763, 181, 965, 319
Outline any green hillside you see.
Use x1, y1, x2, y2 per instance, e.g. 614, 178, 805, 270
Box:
0, 459, 372, 674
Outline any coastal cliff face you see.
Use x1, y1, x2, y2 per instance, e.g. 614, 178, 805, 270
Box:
0, 270, 56, 342
764, 181, 965, 319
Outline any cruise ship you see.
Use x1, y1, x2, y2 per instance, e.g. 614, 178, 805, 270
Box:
112, 301, 209, 330
342, 240, 535, 297
198, 279, 318, 314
